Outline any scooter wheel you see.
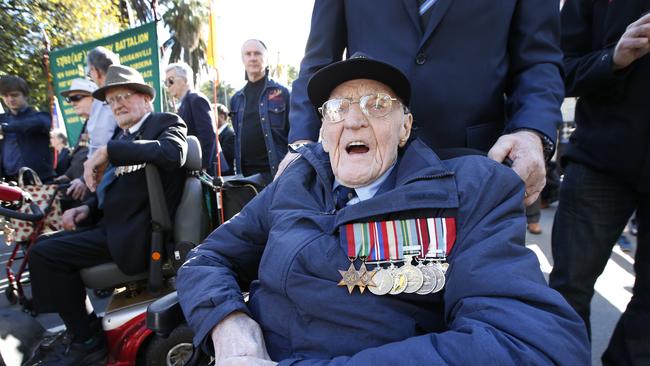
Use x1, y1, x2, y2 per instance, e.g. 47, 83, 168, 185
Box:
142, 324, 206, 366
5, 287, 18, 305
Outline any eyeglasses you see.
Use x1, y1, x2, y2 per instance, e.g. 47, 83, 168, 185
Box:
106, 92, 134, 106
65, 94, 90, 103
164, 78, 175, 87
319, 93, 405, 123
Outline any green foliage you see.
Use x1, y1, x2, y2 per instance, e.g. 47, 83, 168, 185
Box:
0, 0, 126, 112
199, 80, 235, 108
162, 0, 209, 80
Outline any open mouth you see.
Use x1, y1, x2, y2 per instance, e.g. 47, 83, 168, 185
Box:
345, 141, 370, 154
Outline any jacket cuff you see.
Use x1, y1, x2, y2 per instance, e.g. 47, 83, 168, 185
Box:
195, 300, 252, 354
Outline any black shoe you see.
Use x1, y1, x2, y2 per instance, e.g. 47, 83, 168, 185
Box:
26, 335, 107, 366
25, 330, 73, 366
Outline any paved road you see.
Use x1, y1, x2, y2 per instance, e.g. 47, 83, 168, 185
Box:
1, 204, 637, 365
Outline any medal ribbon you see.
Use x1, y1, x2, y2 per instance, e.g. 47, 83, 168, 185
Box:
341, 217, 456, 262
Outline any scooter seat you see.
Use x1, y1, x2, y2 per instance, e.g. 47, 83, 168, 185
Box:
81, 262, 147, 290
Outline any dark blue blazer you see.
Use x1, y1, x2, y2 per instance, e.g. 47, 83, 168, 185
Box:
289, 0, 564, 152
178, 90, 217, 171
0, 107, 55, 181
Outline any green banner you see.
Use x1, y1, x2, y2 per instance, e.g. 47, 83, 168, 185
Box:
50, 22, 161, 146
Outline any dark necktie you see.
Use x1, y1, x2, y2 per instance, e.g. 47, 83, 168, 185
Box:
418, 0, 438, 30
96, 129, 132, 208
334, 185, 356, 210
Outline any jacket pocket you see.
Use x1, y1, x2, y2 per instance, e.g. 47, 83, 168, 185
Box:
268, 102, 287, 130
465, 122, 502, 152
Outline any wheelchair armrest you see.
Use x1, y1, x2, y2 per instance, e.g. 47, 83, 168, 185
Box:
145, 164, 172, 294
146, 291, 185, 336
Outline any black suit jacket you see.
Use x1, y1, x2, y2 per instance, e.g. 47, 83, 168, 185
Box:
88, 112, 187, 274
177, 90, 216, 171
218, 124, 235, 175
561, 0, 650, 191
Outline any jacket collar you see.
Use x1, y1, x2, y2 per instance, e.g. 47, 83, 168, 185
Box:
234, 76, 283, 98
401, 0, 454, 50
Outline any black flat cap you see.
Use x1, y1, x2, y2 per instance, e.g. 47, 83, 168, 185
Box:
307, 52, 411, 113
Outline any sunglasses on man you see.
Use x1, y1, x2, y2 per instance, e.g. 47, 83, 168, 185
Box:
65, 94, 91, 103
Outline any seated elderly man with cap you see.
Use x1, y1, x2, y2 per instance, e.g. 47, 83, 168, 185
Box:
177, 54, 590, 365
27, 65, 187, 366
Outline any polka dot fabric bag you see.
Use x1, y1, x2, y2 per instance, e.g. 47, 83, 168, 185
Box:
9, 167, 63, 242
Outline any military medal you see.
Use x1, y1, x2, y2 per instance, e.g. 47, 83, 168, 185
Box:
340, 216, 456, 296
388, 263, 408, 295
416, 260, 437, 295
338, 260, 360, 294
367, 265, 393, 295
356, 260, 376, 294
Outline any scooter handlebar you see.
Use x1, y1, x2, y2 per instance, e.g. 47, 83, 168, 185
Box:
0, 202, 44, 222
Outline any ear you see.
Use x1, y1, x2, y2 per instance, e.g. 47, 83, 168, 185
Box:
320, 122, 331, 153
398, 113, 413, 147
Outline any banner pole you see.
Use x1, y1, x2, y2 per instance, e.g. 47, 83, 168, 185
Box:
41, 27, 57, 169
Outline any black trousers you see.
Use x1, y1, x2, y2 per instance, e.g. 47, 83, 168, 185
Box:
549, 163, 650, 366
28, 226, 113, 336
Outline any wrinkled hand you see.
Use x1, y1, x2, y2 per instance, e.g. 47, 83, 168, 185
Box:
488, 131, 546, 206
61, 205, 90, 231
83, 146, 109, 192
66, 178, 88, 201
211, 312, 271, 364
274, 140, 312, 180
220, 356, 278, 366
613, 13, 650, 70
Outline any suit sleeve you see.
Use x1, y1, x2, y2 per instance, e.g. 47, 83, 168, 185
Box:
107, 115, 187, 170
189, 95, 217, 170
288, 0, 347, 143
560, 0, 628, 98
1, 112, 50, 134
502, 0, 565, 142
279, 162, 589, 366
177, 181, 278, 348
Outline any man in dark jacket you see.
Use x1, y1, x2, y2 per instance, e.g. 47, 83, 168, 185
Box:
230, 39, 290, 184
549, 2, 650, 365
0, 75, 55, 182
165, 62, 220, 174
27, 65, 187, 365
216, 103, 234, 175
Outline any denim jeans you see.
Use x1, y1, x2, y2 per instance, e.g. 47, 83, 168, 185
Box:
549, 162, 649, 365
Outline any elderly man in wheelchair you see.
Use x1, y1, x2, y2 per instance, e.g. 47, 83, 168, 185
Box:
25, 65, 197, 366
174, 54, 591, 365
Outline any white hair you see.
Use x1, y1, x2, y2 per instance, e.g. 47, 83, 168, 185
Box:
165, 62, 194, 87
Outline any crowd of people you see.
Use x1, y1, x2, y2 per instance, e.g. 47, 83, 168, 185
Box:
0, 0, 648, 365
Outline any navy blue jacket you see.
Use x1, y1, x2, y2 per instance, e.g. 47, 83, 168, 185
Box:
0, 107, 55, 181
230, 77, 290, 176
289, 0, 564, 152
560, 0, 650, 191
178, 139, 589, 365
177, 90, 217, 171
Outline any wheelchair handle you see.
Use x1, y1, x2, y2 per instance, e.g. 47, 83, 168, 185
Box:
0, 202, 45, 222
